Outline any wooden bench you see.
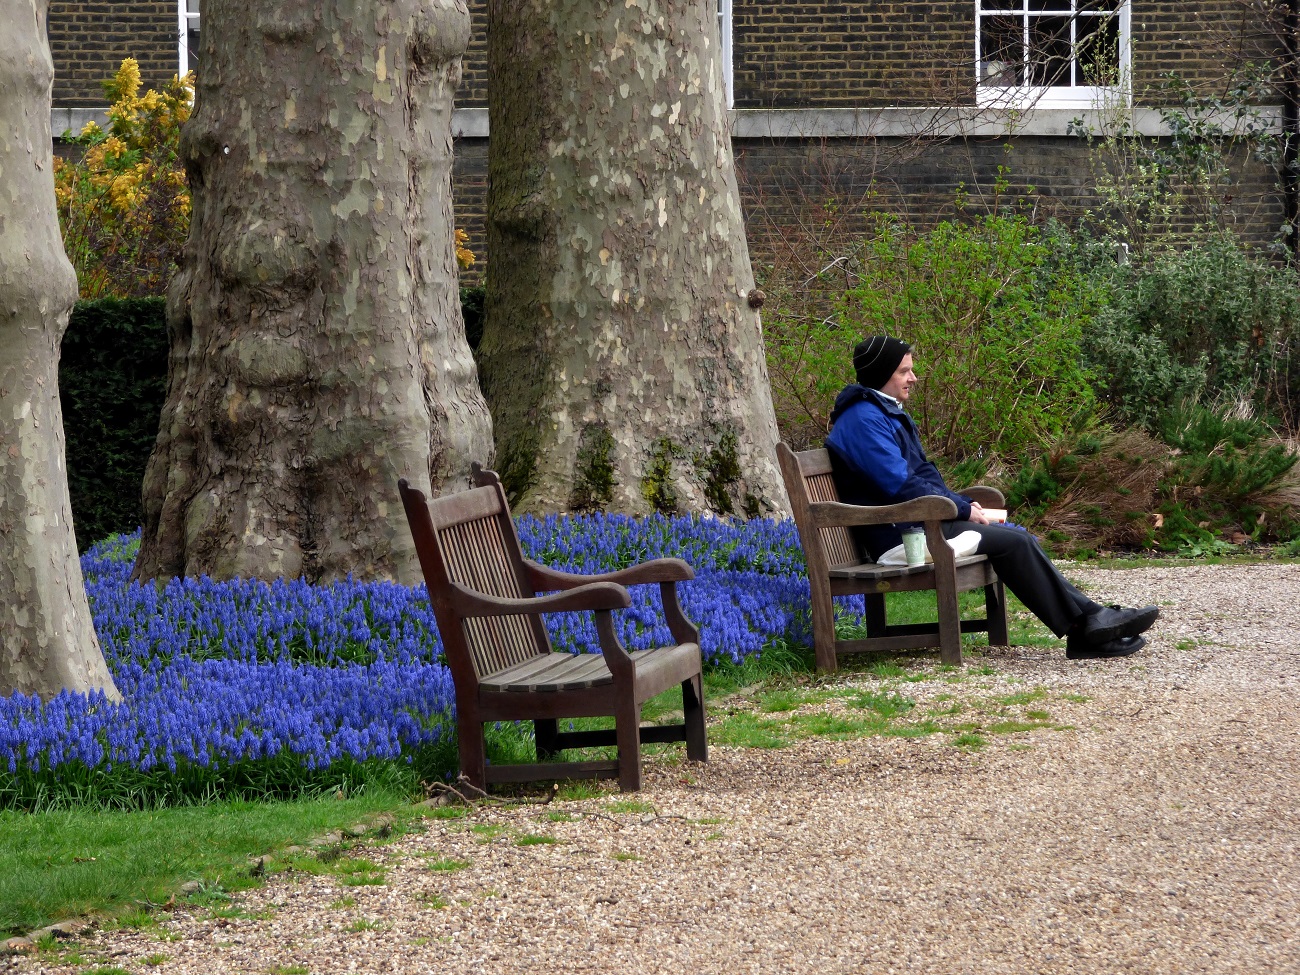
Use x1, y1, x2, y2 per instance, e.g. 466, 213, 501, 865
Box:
776, 443, 1009, 671
398, 465, 707, 792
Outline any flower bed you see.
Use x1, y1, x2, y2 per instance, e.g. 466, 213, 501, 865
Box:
1, 516, 819, 807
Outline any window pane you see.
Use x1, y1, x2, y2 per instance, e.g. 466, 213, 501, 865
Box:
186, 0, 199, 13
1027, 0, 1067, 11
1076, 13, 1120, 86
1027, 15, 1071, 86
1078, 0, 1120, 11
187, 28, 199, 72
981, 16, 1025, 86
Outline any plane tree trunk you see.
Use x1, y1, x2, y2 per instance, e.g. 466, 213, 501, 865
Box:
134, 0, 492, 585
0, 0, 120, 700
479, 0, 789, 517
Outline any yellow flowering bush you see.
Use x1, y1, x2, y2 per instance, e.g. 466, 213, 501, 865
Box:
56, 59, 477, 296
455, 228, 475, 271
54, 59, 192, 298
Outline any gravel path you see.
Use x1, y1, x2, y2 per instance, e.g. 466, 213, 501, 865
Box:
10, 564, 1300, 975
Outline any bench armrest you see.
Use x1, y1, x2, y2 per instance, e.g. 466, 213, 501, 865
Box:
524, 557, 694, 592
447, 580, 631, 617
963, 485, 1006, 507
808, 495, 959, 530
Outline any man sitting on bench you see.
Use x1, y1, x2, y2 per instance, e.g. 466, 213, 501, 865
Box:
826, 335, 1158, 660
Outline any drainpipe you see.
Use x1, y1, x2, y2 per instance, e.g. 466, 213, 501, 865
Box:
1284, 0, 1300, 262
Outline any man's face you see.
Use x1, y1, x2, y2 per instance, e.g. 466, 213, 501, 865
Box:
879, 353, 918, 402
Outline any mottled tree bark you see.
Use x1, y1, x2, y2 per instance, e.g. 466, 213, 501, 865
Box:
480, 0, 790, 517
134, 0, 493, 585
0, 0, 120, 700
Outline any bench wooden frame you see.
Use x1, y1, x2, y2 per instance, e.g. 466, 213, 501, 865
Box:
776, 443, 1010, 671
398, 465, 707, 792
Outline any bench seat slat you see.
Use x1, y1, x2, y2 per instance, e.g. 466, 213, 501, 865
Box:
481, 646, 698, 694
827, 553, 989, 581
485, 652, 611, 692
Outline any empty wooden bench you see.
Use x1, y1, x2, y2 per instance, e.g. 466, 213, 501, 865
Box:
776, 443, 1009, 671
398, 465, 707, 792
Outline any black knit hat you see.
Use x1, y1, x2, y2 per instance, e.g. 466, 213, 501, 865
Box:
853, 336, 911, 390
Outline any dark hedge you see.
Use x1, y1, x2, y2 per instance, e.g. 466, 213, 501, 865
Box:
59, 291, 490, 551
60, 298, 169, 550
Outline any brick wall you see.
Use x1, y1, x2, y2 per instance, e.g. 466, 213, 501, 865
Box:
48, 2, 178, 106
732, 135, 1287, 270
50, 2, 1283, 110
453, 138, 489, 285
1132, 1, 1288, 103
448, 131, 1286, 282
732, 1, 974, 108
458, 0, 489, 107
455, 2, 1285, 111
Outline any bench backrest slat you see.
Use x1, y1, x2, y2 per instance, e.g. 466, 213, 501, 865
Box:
777, 443, 867, 571
399, 480, 551, 684
438, 512, 547, 676
805, 471, 860, 568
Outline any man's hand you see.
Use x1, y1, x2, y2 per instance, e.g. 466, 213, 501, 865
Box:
968, 502, 991, 525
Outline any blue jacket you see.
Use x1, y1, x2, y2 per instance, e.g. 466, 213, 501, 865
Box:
824, 384, 972, 558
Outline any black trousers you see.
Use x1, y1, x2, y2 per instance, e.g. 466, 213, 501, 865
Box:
942, 522, 1099, 638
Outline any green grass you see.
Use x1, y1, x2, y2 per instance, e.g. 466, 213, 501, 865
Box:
514, 833, 558, 846
951, 731, 988, 749
0, 791, 417, 937
333, 857, 387, 887
424, 805, 470, 821
997, 688, 1049, 707
710, 712, 789, 749
841, 689, 915, 719
424, 857, 470, 873
605, 798, 655, 815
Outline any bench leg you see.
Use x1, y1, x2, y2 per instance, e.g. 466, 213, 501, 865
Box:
682, 673, 708, 763
534, 718, 559, 760
614, 696, 643, 792
457, 712, 487, 793
936, 582, 963, 667
809, 577, 839, 674
864, 593, 887, 637
985, 582, 1010, 646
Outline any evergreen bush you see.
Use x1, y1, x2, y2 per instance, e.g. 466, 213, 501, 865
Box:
1071, 233, 1300, 432
57, 290, 514, 548
60, 298, 169, 549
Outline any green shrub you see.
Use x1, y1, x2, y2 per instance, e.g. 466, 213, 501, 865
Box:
836, 213, 1100, 464
1075, 233, 1300, 431
60, 298, 169, 549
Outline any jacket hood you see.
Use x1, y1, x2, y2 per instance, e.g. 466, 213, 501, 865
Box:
829, 383, 902, 426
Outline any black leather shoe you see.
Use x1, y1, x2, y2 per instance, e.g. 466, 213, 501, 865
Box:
1066, 633, 1147, 660
1081, 604, 1159, 644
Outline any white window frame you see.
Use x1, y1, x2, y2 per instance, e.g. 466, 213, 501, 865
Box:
178, 0, 200, 78
975, 1, 1131, 111
718, 0, 733, 108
